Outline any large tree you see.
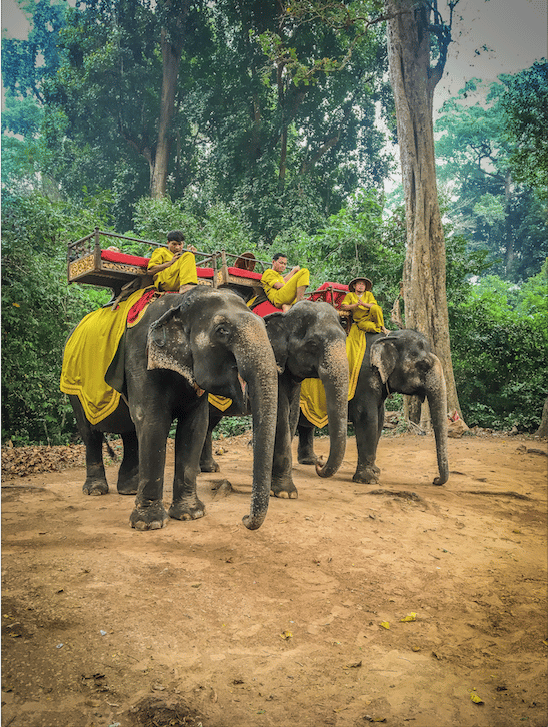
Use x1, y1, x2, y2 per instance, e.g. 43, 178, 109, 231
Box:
38, 0, 211, 202
384, 0, 461, 420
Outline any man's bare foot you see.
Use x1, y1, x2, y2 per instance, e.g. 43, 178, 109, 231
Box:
179, 284, 194, 294
381, 326, 390, 334
282, 304, 292, 313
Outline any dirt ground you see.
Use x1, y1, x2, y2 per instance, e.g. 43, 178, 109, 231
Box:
2, 430, 547, 727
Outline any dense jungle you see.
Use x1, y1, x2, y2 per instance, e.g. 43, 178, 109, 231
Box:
2, 2, 547, 726
2, 1, 547, 448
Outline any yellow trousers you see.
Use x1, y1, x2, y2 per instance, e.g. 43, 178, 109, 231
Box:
267, 268, 310, 307
355, 303, 385, 333
153, 251, 198, 291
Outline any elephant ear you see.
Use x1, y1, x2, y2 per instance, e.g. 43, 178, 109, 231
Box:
147, 303, 195, 386
370, 336, 399, 384
263, 312, 289, 374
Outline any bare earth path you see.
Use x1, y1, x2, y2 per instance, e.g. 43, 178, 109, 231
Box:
2, 432, 547, 727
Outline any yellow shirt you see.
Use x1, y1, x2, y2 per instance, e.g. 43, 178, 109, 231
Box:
342, 290, 377, 324
147, 247, 197, 290
147, 247, 174, 270
261, 268, 284, 299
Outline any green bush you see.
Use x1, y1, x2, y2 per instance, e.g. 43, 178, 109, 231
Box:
212, 417, 252, 440
450, 265, 548, 431
1, 192, 111, 445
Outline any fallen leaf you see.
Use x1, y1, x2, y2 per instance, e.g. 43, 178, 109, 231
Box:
470, 692, 484, 704
400, 612, 417, 622
380, 621, 390, 630
280, 630, 293, 640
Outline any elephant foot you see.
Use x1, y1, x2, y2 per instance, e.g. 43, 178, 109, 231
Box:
270, 479, 298, 499
130, 501, 169, 531
297, 452, 317, 466
168, 497, 206, 521
352, 467, 380, 485
200, 458, 220, 473
117, 472, 139, 495
83, 478, 109, 496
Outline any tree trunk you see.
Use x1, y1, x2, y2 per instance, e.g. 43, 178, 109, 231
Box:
385, 0, 462, 423
150, 28, 183, 198
536, 395, 548, 439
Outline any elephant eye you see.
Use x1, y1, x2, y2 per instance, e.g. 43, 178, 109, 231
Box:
215, 324, 231, 338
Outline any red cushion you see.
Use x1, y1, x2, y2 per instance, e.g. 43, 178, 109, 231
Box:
307, 281, 349, 308
197, 267, 215, 278
252, 300, 282, 317
101, 249, 150, 267
227, 267, 263, 281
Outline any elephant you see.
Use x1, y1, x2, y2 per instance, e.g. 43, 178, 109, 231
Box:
297, 329, 449, 486
200, 300, 350, 499
65, 286, 279, 531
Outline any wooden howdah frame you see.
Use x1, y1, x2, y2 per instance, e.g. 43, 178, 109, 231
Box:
67, 229, 349, 321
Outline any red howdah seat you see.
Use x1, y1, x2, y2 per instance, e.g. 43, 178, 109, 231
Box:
307, 281, 349, 308
67, 242, 217, 290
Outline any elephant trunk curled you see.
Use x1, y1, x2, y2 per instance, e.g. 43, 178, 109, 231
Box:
315, 338, 349, 478
233, 320, 278, 529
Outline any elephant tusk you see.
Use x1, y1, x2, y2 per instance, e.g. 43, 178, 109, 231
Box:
193, 382, 205, 396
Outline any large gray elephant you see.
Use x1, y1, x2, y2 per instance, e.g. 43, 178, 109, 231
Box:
297, 329, 449, 486
65, 287, 279, 531
200, 300, 350, 498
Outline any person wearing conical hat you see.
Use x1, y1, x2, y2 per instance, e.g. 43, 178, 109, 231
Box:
341, 276, 389, 334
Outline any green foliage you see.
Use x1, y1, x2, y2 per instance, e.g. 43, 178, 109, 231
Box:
212, 417, 252, 440
131, 196, 254, 254
500, 59, 548, 198
1, 192, 112, 445
286, 190, 405, 304
435, 72, 548, 283
449, 264, 548, 431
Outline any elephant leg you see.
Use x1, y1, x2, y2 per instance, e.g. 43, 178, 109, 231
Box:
82, 429, 110, 495
130, 411, 171, 531
271, 381, 299, 499
116, 431, 139, 495
351, 401, 382, 484
169, 399, 208, 521
297, 421, 317, 465
69, 395, 109, 495
200, 412, 223, 473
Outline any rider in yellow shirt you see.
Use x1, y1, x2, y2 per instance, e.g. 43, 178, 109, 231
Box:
147, 230, 198, 293
341, 276, 389, 334
261, 253, 310, 312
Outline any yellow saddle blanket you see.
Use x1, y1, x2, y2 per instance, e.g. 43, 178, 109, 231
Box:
299, 323, 366, 428
60, 290, 146, 425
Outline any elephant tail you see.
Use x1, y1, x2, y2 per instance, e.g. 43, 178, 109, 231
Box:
103, 436, 118, 462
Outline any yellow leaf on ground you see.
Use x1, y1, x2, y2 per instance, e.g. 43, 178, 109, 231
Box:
280, 630, 293, 640
400, 612, 417, 622
470, 692, 484, 704
380, 621, 390, 629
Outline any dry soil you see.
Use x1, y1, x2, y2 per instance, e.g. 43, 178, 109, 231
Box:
1, 431, 547, 727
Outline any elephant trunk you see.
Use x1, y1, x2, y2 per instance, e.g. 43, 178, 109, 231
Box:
234, 329, 278, 529
315, 339, 349, 478
426, 358, 449, 486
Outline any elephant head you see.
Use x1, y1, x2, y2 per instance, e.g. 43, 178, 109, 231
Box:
370, 329, 449, 485
147, 287, 278, 529
265, 301, 349, 478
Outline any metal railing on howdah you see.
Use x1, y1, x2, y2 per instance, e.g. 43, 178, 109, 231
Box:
67, 227, 219, 268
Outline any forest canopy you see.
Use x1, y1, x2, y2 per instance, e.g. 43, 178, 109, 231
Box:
2, 0, 547, 445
